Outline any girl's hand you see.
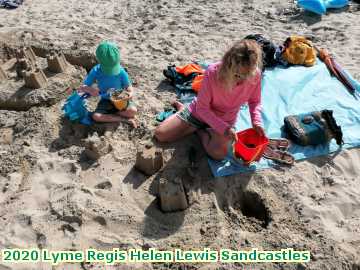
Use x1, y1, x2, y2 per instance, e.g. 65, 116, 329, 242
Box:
253, 124, 265, 137
224, 127, 238, 142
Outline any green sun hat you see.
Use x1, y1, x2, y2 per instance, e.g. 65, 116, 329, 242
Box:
96, 41, 121, 76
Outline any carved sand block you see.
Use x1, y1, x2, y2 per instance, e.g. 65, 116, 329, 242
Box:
16, 58, 32, 78
17, 47, 37, 67
84, 134, 112, 160
159, 177, 188, 212
46, 52, 69, 73
0, 128, 13, 144
24, 68, 48, 89
2, 58, 17, 71
135, 144, 164, 176
0, 65, 7, 81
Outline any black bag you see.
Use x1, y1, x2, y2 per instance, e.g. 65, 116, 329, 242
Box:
284, 110, 343, 146
244, 34, 277, 69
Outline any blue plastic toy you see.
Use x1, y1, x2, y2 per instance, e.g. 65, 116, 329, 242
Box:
156, 108, 176, 122
298, 0, 349, 15
62, 91, 93, 125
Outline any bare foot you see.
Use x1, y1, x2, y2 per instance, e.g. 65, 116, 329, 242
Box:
65, 87, 73, 95
171, 100, 185, 111
127, 118, 138, 128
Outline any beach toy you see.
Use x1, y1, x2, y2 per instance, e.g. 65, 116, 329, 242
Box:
156, 108, 176, 122
110, 89, 129, 110
233, 128, 269, 164
62, 91, 93, 125
298, 0, 349, 15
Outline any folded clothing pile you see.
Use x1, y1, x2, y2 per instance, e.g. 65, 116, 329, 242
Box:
0, 0, 24, 9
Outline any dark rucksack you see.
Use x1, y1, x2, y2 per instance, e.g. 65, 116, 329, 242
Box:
244, 34, 277, 69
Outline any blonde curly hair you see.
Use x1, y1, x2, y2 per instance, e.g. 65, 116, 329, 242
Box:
218, 39, 262, 90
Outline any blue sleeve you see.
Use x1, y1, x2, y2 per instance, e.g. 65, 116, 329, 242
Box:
119, 68, 131, 89
83, 66, 98, 86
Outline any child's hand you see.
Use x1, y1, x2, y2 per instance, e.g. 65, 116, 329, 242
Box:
78, 85, 99, 96
90, 88, 100, 96
125, 93, 133, 100
123, 86, 134, 100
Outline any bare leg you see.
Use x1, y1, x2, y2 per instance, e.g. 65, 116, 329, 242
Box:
155, 113, 197, 142
116, 106, 138, 128
92, 113, 127, 123
155, 101, 196, 142
197, 129, 231, 160
172, 100, 185, 111
92, 106, 138, 128
116, 106, 137, 118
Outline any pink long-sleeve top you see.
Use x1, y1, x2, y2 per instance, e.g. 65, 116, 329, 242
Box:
188, 62, 262, 135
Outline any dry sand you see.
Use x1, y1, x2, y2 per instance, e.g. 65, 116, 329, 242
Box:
0, 0, 360, 269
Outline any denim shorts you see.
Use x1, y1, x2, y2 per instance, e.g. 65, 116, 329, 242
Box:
177, 106, 237, 159
176, 106, 209, 130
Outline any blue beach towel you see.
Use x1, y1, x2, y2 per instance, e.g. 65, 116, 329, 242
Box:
208, 60, 360, 177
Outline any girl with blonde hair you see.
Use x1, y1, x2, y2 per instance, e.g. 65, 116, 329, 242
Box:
155, 39, 265, 160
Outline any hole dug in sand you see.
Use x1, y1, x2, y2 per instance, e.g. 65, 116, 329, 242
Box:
238, 190, 271, 228
221, 188, 272, 229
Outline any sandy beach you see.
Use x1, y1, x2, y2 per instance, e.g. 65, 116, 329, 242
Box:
0, 0, 360, 269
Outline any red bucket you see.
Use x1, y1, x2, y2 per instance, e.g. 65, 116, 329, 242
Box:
233, 128, 269, 164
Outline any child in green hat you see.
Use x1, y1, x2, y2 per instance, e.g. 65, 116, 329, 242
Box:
78, 41, 137, 127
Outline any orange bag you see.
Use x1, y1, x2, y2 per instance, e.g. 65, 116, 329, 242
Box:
282, 36, 317, 67
175, 64, 205, 93
191, 74, 204, 93
175, 64, 204, 76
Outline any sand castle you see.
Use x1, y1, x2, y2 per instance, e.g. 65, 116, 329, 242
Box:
135, 144, 164, 176
84, 133, 113, 160
0, 43, 87, 110
23, 68, 48, 89
159, 177, 188, 212
46, 51, 69, 74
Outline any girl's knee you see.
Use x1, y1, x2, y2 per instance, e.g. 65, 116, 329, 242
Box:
206, 143, 228, 161
208, 150, 227, 161
154, 126, 167, 142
